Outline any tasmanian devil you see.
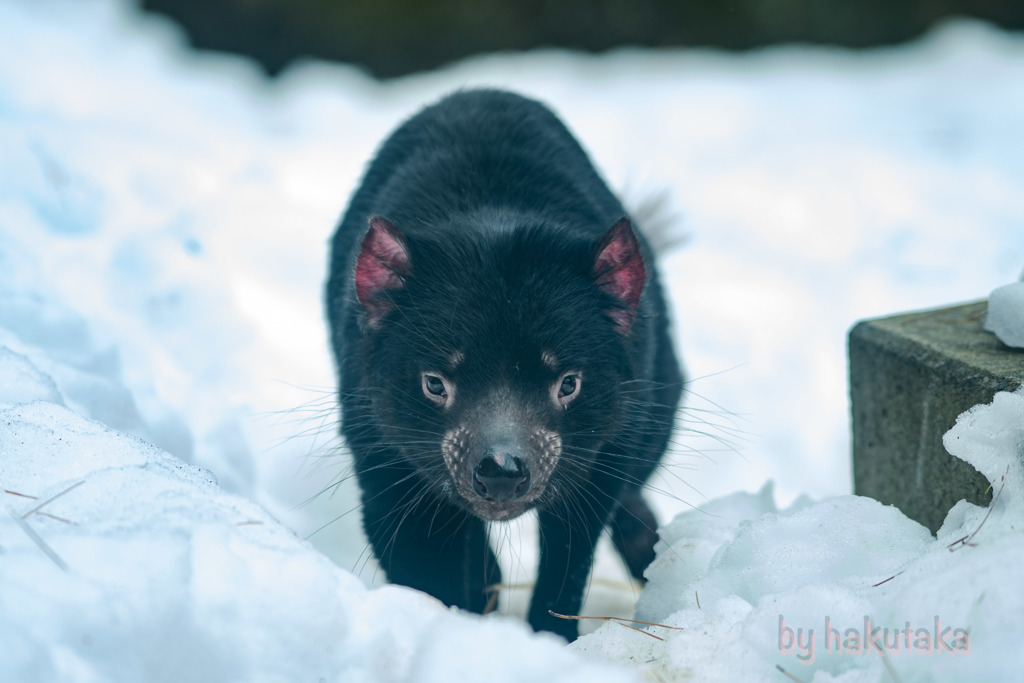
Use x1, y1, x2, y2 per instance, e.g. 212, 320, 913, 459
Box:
325, 89, 683, 641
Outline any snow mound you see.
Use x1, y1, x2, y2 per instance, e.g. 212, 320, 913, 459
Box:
573, 385, 1024, 681
984, 281, 1024, 348
0, 399, 637, 683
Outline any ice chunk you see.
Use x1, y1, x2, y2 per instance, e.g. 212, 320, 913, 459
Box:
942, 384, 1024, 520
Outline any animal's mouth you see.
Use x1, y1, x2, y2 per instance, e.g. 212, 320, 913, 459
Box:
469, 498, 534, 521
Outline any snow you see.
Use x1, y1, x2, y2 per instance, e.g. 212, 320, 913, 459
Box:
0, 401, 633, 683
985, 280, 1024, 347
2, 0, 1023, 680
575, 386, 1024, 681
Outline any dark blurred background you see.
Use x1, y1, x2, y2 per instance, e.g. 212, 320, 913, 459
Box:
141, 0, 1024, 78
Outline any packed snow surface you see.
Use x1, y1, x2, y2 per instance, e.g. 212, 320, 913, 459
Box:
2, 0, 1023, 680
985, 280, 1024, 348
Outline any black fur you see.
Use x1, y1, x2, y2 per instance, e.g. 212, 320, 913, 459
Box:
325, 89, 683, 641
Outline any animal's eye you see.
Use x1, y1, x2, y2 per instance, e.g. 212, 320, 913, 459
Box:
422, 372, 453, 407
553, 372, 582, 408
425, 375, 446, 396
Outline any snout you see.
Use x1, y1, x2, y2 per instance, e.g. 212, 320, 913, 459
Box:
441, 424, 562, 520
472, 448, 531, 502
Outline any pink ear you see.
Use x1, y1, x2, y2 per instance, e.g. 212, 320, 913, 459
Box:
355, 216, 411, 327
592, 218, 645, 335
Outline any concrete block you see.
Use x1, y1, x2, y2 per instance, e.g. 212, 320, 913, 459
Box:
849, 300, 1024, 534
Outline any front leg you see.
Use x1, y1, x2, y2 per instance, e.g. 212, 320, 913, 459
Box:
358, 456, 500, 613
528, 469, 624, 640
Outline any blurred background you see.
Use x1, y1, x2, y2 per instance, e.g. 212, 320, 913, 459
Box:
141, 0, 1024, 78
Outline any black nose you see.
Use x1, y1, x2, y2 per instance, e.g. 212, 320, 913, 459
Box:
472, 451, 531, 502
